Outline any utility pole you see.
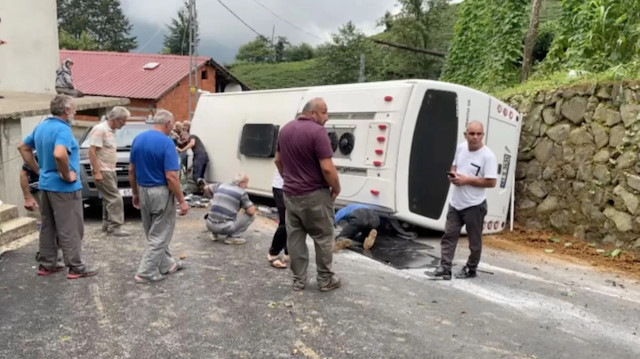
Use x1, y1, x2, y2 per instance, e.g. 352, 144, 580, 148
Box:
188, 0, 198, 121
521, 0, 542, 82
358, 53, 365, 83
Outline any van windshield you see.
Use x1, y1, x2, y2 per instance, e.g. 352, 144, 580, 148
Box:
80, 123, 152, 149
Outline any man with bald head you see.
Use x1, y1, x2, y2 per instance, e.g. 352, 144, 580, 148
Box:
275, 97, 341, 292
129, 109, 188, 283
428, 121, 497, 280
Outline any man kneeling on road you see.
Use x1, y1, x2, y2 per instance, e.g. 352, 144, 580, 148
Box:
333, 203, 379, 252
427, 121, 497, 280
203, 173, 256, 245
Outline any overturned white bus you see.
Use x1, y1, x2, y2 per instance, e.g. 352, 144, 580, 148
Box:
191, 80, 521, 234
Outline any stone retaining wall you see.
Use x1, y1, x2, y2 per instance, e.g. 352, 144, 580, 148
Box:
505, 81, 640, 249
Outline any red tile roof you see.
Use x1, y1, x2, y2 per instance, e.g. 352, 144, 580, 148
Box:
59, 50, 211, 100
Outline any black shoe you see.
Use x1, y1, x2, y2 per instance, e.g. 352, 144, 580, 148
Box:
455, 266, 477, 279
196, 178, 206, 188
425, 266, 451, 280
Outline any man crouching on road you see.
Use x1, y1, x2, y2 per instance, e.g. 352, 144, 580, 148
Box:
275, 97, 341, 292
203, 173, 256, 245
129, 109, 188, 284
427, 121, 497, 280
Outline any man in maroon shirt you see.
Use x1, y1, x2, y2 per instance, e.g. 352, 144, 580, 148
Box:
275, 97, 341, 292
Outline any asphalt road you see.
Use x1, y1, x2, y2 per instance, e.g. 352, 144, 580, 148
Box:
1, 208, 639, 359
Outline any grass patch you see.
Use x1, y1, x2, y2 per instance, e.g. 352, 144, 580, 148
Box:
494, 61, 640, 99
229, 59, 324, 90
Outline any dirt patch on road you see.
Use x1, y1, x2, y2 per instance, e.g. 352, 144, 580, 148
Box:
485, 225, 640, 279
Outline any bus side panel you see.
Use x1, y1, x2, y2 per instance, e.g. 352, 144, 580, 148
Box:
191, 91, 305, 193
484, 98, 521, 233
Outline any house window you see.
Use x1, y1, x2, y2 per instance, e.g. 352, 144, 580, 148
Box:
201, 70, 208, 80
239, 124, 279, 157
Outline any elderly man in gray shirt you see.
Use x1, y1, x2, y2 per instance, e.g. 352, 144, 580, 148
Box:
203, 173, 256, 245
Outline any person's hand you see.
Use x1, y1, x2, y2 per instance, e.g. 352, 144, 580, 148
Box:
59, 171, 77, 182
450, 173, 468, 186
94, 171, 103, 183
178, 201, 188, 215
24, 196, 38, 211
331, 188, 340, 200
132, 194, 140, 209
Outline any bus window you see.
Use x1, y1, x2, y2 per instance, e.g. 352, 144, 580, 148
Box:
408, 89, 458, 219
239, 124, 279, 157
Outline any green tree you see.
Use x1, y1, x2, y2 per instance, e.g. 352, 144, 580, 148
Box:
284, 43, 315, 62
59, 29, 98, 50
375, 0, 455, 79
162, 1, 198, 55
541, 0, 640, 73
441, 0, 529, 90
235, 37, 274, 63
316, 22, 384, 84
57, 0, 137, 52
273, 36, 289, 62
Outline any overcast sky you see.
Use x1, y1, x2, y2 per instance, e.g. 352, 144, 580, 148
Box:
121, 0, 405, 64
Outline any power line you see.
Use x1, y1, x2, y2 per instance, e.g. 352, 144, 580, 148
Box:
249, 0, 324, 41
216, 0, 270, 42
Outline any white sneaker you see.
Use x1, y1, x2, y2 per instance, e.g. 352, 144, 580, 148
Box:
224, 237, 246, 245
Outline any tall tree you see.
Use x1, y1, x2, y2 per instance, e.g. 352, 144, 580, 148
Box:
521, 0, 543, 82
162, 1, 199, 55
316, 22, 384, 84
57, 0, 137, 52
284, 43, 315, 62
235, 37, 274, 63
376, 0, 454, 79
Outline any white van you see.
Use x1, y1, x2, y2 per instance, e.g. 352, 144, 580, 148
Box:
191, 80, 521, 234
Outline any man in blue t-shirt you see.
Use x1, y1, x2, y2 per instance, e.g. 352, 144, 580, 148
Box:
333, 204, 379, 251
17, 94, 99, 279
129, 109, 188, 283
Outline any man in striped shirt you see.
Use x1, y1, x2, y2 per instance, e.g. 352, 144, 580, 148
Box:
204, 173, 256, 245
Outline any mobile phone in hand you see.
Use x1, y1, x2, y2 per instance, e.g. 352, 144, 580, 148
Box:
447, 172, 456, 178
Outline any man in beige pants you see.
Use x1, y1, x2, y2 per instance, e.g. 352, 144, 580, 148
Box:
89, 106, 130, 237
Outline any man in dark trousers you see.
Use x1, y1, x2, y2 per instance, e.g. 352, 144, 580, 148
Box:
178, 120, 209, 183
333, 203, 379, 252
427, 121, 497, 280
275, 97, 341, 292
17, 94, 99, 279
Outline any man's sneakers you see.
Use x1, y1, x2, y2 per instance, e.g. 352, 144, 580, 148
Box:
425, 266, 477, 280
197, 178, 206, 188
455, 266, 477, 279
333, 238, 353, 252
67, 265, 100, 279
36, 265, 65, 276
363, 229, 377, 250
107, 228, 130, 237
425, 266, 452, 280
319, 276, 341, 292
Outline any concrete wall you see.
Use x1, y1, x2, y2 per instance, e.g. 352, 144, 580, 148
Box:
0, 118, 27, 216
0, 0, 58, 93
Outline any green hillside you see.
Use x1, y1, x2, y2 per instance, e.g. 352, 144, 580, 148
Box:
229, 59, 324, 90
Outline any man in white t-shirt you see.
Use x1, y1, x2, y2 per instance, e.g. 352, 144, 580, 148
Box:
428, 121, 497, 280
89, 106, 130, 237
